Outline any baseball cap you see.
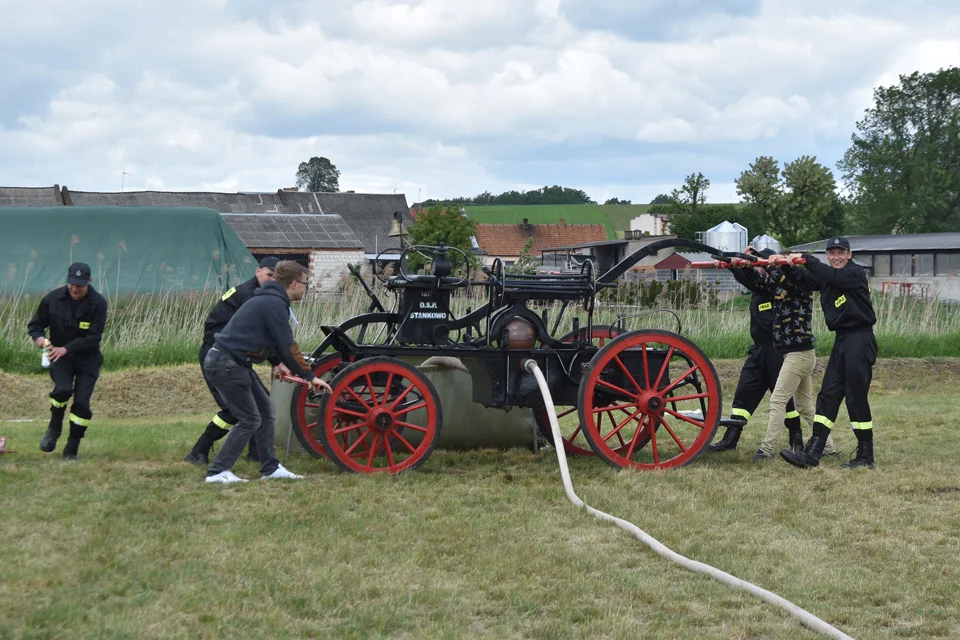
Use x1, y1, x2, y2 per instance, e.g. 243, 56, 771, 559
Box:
258, 256, 280, 269
757, 248, 775, 259
66, 262, 91, 285
826, 237, 851, 251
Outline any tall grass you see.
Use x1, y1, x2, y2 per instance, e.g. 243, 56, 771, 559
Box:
2, 279, 959, 374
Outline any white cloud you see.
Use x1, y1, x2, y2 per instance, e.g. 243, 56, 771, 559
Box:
1, 0, 959, 204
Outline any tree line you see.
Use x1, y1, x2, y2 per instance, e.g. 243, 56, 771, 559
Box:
423, 185, 595, 207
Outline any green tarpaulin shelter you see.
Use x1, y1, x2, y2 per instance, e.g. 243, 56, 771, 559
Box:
1, 207, 257, 295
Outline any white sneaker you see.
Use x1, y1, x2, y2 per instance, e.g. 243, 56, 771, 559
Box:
205, 470, 248, 484
261, 464, 304, 480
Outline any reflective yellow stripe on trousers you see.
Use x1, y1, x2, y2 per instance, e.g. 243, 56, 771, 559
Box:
813, 415, 835, 429
731, 408, 751, 420
68, 413, 90, 426
851, 421, 874, 430
50, 398, 68, 409
785, 411, 800, 419
213, 415, 231, 429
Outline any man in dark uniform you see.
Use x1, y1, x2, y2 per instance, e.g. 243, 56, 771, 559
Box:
708, 248, 805, 453
27, 262, 108, 460
778, 237, 878, 469
184, 256, 279, 465
204, 260, 330, 484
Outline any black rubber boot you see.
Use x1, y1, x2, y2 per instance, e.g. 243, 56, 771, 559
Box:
841, 439, 875, 470
708, 424, 743, 452
62, 422, 86, 460
787, 428, 804, 452
781, 428, 827, 469
40, 407, 66, 452
184, 423, 228, 465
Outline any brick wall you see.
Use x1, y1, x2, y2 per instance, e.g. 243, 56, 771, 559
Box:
308, 249, 364, 293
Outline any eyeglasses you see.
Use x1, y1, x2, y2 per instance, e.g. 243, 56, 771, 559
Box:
297, 280, 309, 288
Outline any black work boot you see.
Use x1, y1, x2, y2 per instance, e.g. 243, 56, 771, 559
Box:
62, 422, 87, 460
708, 425, 743, 452
841, 439, 875, 470
781, 431, 827, 469
41, 407, 66, 452
787, 428, 804, 452
184, 423, 228, 465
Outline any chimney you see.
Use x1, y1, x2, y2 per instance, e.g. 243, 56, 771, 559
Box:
521, 218, 529, 229
559, 218, 566, 227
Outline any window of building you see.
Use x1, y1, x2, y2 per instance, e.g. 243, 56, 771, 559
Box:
891, 254, 909, 276
874, 254, 891, 277
952, 253, 960, 275
935, 254, 950, 276
916, 254, 934, 276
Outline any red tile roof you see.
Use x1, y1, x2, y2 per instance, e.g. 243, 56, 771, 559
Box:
474, 220, 607, 257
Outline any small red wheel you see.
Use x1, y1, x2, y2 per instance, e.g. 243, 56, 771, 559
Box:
577, 330, 721, 470
534, 325, 630, 456
291, 354, 350, 458
319, 357, 442, 474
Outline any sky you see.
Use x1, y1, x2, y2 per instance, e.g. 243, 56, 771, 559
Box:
1, 0, 959, 205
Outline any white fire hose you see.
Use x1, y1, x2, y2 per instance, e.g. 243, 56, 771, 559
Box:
522, 359, 854, 640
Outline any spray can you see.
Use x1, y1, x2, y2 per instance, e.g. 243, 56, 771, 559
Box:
41, 338, 51, 368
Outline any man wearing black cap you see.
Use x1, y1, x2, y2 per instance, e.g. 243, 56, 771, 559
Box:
777, 237, 878, 469
184, 256, 280, 465
27, 263, 108, 459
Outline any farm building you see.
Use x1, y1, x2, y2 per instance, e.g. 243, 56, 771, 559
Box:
474, 218, 607, 268
790, 233, 960, 302
219, 214, 364, 293
539, 235, 678, 282
0, 207, 256, 295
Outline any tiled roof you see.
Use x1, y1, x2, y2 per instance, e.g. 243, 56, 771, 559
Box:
221, 214, 363, 250
0, 186, 62, 207
474, 221, 607, 258
61, 188, 409, 255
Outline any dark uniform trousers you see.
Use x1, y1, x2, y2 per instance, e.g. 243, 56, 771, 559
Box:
199, 343, 237, 429
815, 329, 877, 431
731, 344, 799, 422
49, 356, 100, 430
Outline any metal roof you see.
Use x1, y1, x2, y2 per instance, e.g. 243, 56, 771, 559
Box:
221, 213, 363, 250
790, 233, 960, 253
0, 186, 62, 207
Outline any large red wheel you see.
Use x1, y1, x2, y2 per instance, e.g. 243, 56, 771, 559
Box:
577, 330, 721, 470
319, 357, 442, 474
533, 325, 629, 456
291, 353, 351, 458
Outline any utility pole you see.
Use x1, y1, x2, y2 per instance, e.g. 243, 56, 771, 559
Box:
121, 172, 133, 192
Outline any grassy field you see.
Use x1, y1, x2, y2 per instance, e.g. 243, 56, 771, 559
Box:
463, 204, 658, 239
3, 285, 960, 375
2, 360, 959, 639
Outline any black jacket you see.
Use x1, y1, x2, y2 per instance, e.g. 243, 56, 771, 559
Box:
753, 268, 815, 353
202, 276, 261, 347
28, 286, 108, 365
784, 255, 876, 332
730, 267, 776, 346
212, 281, 315, 380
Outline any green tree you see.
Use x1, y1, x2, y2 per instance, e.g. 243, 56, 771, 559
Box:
670, 172, 710, 213
295, 156, 341, 192
650, 193, 673, 205
839, 67, 960, 234
405, 204, 478, 273
604, 197, 632, 205
507, 237, 538, 274
736, 155, 840, 246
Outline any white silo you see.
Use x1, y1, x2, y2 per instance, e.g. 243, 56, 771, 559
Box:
700, 221, 748, 253
751, 234, 782, 253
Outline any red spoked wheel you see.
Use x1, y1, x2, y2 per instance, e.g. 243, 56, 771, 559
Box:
291, 353, 351, 458
319, 357, 442, 474
533, 325, 629, 456
577, 330, 721, 470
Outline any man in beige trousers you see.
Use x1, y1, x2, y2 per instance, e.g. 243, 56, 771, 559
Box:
739, 261, 837, 461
